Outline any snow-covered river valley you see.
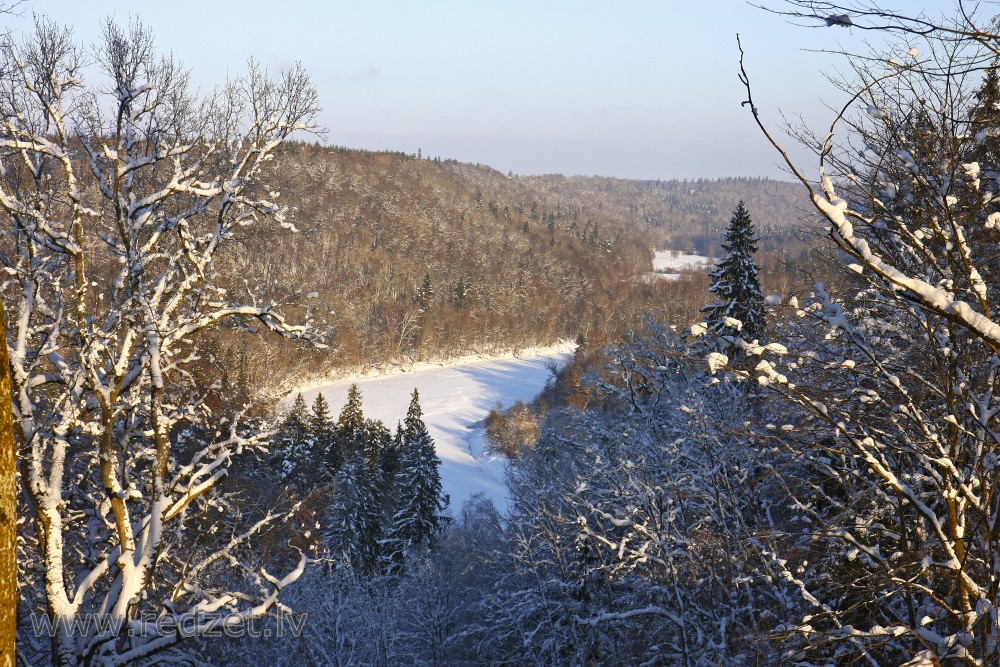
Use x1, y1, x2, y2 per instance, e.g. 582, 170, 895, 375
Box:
295, 344, 574, 512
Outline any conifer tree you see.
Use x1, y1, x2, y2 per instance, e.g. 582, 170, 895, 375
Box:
275, 393, 311, 483
363, 418, 392, 476
285, 393, 310, 435
415, 272, 434, 309
453, 277, 468, 307
331, 383, 366, 471
379, 423, 404, 497
382, 389, 448, 572
309, 393, 336, 477
324, 454, 382, 573
700, 201, 766, 352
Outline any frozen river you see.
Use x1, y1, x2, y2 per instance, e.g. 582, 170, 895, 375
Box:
295, 344, 573, 512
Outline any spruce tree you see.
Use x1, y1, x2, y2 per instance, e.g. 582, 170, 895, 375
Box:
415, 272, 434, 309
331, 383, 366, 471
378, 423, 404, 498
275, 393, 311, 483
453, 277, 468, 307
309, 393, 336, 477
701, 201, 766, 352
363, 418, 391, 476
382, 389, 448, 572
324, 454, 381, 573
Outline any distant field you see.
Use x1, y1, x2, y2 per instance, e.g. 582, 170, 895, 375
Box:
643, 250, 713, 281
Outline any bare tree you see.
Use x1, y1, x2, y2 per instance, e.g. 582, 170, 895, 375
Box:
0, 7, 40, 665
0, 17, 321, 665
728, 2, 1000, 664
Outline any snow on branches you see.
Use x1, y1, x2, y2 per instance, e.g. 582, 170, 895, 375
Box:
0, 18, 321, 665
701, 201, 767, 355
739, 2, 1000, 663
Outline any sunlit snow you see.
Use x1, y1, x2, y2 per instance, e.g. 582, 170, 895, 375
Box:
295, 344, 574, 512
642, 250, 713, 281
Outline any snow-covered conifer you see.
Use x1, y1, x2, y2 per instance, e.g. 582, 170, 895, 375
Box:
378, 424, 404, 501
325, 455, 382, 573
309, 393, 336, 474
700, 201, 766, 352
330, 383, 366, 471
364, 418, 392, 476
275, 393, 312, 483
382, 390, 448, 571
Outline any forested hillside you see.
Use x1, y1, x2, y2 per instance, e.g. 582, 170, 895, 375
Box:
209, 144, 809, 396
514, 173, 809, 255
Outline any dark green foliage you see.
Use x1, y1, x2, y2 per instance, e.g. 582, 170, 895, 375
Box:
320, 388, 400, 574
325, 454, 382, 573
363, 418, 391, 476
382, 389, 449, 572
701, 201, 766, 352
403, 389, 425, 442
453, 277, 468, 308
415, 272, 433, 309
274, 393, 339, 488
332, 384, 366, 470
275, 393, 311, 485
378, 425, 404, 495
310, 393, 336, 473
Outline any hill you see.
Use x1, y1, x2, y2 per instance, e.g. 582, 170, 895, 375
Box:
209, 144, 811, 400
512, 173, 812, 256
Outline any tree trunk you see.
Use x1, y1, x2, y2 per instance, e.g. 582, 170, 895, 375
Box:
0, 303, 15, 666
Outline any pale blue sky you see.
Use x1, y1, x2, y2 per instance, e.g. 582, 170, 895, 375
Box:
6, 1, 963, 179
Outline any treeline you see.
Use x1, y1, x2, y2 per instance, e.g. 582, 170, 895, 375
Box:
511, 172, 812, 254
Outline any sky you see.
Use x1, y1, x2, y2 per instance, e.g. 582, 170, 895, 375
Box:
4, 1, 966, 180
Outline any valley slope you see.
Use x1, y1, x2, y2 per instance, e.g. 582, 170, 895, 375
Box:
210, 144, 809, 402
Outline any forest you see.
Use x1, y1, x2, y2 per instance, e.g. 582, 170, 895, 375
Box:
206, 143, 808, 398
6, 2, 1000, 667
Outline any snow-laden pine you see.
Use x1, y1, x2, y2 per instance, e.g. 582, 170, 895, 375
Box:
700, 201, 767, 353
382, 390, 449, 572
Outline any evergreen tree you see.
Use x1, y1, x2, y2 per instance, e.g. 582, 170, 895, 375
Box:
309, 393, 336, 476
415, 272, 433, 309
453, 277, 468, 307
402, 389, 426, 443
275, 393, 311, 484
700, 201, 766, 352
378, 423, 404, 497
324, 454, 382, 573
383, 389, 449, 572
363, 418, 391, 476
331, 383, 366, 471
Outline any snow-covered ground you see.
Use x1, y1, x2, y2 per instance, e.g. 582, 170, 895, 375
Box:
295, 343, 574, 512
646, 250, 713, 280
